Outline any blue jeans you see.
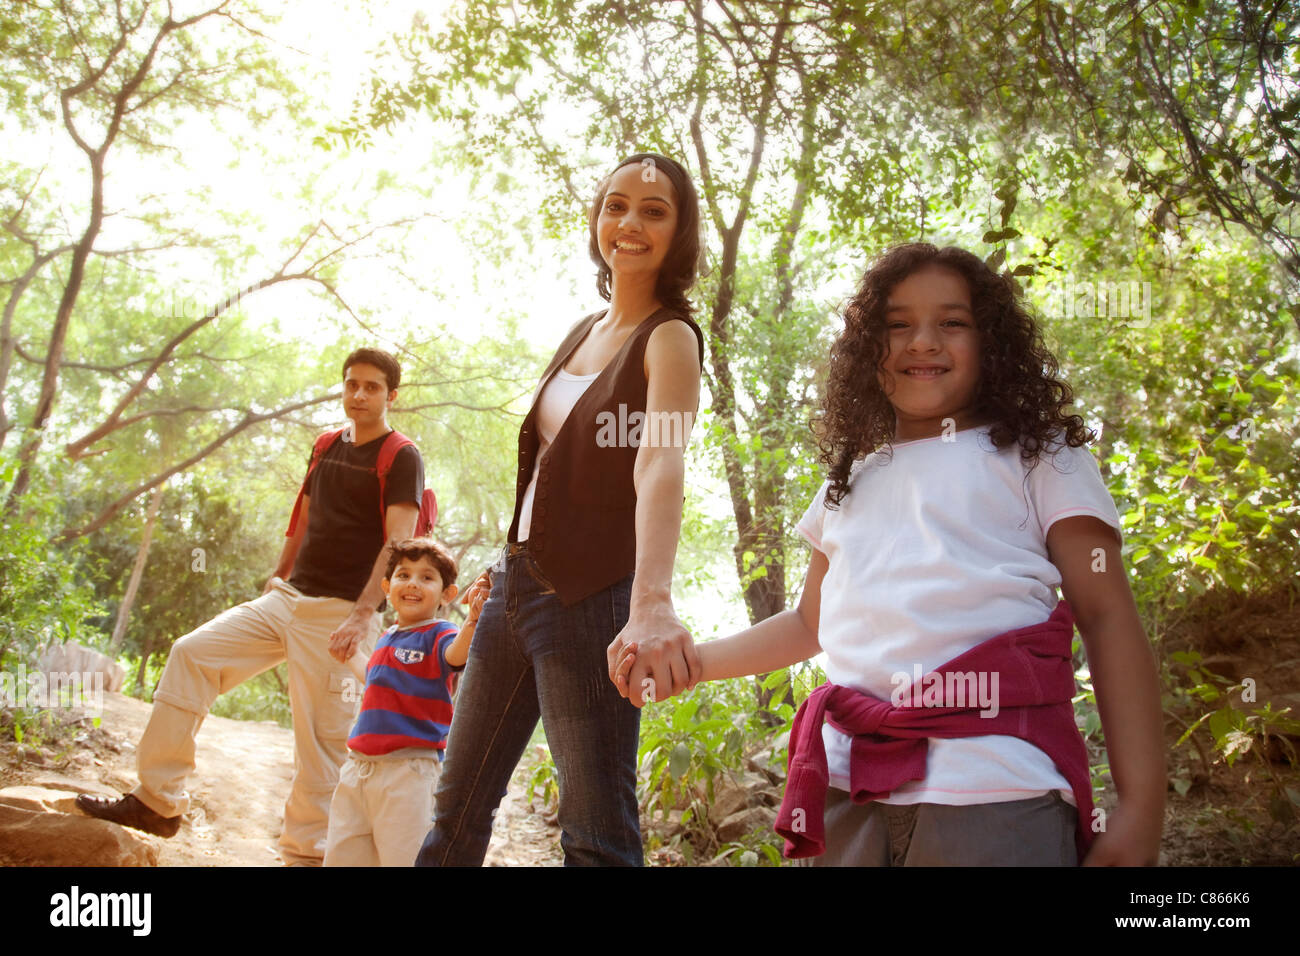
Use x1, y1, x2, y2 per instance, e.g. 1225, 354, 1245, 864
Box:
415, 545, 642, 866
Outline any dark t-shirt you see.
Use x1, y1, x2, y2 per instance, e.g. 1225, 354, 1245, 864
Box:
288, 432, 424, 601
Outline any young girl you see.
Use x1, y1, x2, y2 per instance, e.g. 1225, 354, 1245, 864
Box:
617, 243, 1164, 866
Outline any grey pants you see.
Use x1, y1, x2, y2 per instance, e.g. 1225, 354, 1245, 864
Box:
803, 789, 1078, 866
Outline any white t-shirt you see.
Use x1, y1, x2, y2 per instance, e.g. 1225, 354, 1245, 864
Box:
517, 368, 599, 541
795, 425, 1122, 805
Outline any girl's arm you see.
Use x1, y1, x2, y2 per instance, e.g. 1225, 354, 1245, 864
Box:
1047, 515, 1165, 866
616, 547, 828, 694
699, 547, 827, 681
606, 319, 703, 707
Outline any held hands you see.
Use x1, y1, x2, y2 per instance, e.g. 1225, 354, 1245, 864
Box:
606, 604, 700, 708
462, 570, 491, 626
328, 608, 374, 664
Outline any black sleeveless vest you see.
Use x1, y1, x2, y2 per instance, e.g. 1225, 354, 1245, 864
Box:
507, 307, 705, 605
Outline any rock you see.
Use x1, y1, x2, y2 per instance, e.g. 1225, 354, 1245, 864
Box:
37, 641, 125, 695
647, 808, 686, 840
0, 786, 81, 814
715, 805, 777, 844
26, 773, 120, 798
67, 751, 95, 769
0, 803, 158, 866
747, 730, 789, 773
16, 746, 49, 766
708, 771, 771, 828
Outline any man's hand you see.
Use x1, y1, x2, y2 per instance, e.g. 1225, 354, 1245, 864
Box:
329, 608, 374, 664
606, 604, 699, 708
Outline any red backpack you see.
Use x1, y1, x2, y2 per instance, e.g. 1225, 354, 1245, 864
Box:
285, 428, 438, 542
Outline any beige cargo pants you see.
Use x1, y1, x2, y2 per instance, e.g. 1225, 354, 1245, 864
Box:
323, 754, 442, 867
132, 576, 379, 866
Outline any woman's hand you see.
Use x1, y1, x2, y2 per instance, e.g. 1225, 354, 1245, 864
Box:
607, 604, 700, 707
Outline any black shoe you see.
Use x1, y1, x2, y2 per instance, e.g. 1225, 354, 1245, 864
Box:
75, 793, 181, 838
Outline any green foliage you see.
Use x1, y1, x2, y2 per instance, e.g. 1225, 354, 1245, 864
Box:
1168, 649, 1300, 826
0, 455, 104, 668
637, 661, 821, 865
209, 668, 293, 728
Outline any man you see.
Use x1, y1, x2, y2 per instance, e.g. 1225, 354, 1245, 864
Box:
77, 348, 424, 866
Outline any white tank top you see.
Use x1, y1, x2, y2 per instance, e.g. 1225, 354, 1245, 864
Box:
517, 368, 599, 541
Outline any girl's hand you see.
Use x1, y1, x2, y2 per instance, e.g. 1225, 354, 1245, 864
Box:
613, 641, 639, 697
613, 643, 664, 706
462, 570, 491, 625
1081, 803, 1163, 866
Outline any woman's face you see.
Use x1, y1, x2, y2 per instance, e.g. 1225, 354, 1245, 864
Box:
595, 161, 679, 284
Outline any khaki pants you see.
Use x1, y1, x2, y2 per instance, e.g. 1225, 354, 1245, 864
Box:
132, 577, 379, 866
323, 754, 441, 867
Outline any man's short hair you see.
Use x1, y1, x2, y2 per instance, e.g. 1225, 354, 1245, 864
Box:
342, 348, 401, 392
384, 537, 458, 588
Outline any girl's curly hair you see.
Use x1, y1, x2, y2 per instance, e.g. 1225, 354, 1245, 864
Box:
814, 243, 1093, 506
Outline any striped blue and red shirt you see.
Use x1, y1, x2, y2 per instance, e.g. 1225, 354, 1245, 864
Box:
347, 619, 462, 756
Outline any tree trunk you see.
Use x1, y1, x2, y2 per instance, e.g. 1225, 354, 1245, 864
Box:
134, 635, 154, 696
109, 482, 165, 654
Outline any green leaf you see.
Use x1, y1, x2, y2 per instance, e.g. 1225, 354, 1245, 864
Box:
668, 742, 691, 778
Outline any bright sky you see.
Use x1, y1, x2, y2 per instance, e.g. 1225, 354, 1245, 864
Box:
5, 0, 818, 641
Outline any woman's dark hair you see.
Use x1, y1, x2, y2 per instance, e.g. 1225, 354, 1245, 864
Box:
588, 153, 701, 317
814, 243, 1093, 505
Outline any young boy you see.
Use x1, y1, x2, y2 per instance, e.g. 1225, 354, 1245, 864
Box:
323, 537, 489, 867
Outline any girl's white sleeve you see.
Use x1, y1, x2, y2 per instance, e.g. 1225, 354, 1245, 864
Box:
795, 480, 832, 552
1028, 442, 1124, 542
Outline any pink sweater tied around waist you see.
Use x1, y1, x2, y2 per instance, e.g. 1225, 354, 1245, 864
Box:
774, 601, 1095, 860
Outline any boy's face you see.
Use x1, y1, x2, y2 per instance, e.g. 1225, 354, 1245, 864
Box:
381, 555, 458, 623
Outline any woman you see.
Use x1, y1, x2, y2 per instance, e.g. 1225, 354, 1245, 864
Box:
416, 153, 705, 866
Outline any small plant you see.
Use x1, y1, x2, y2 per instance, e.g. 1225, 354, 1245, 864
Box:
636, 659, 821, 865
524, 746, 559, 815
1169, 649, 1300, 825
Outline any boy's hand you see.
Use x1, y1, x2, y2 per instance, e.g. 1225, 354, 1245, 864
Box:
1082, 803, 1162, 866
329, 608, 372, 663
462, 570, 491, 626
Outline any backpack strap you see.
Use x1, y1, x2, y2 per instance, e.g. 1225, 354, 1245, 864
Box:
375, 430, 416, 540
285, 428, 346, 538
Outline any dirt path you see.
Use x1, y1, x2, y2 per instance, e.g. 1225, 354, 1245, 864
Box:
1, 691, 562, 866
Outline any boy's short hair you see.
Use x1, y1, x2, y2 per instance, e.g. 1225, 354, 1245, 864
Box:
384, 537, 458, 588
342, 347, 401, 392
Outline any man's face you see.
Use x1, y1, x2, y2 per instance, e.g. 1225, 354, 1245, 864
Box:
343, 362, 395, 431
